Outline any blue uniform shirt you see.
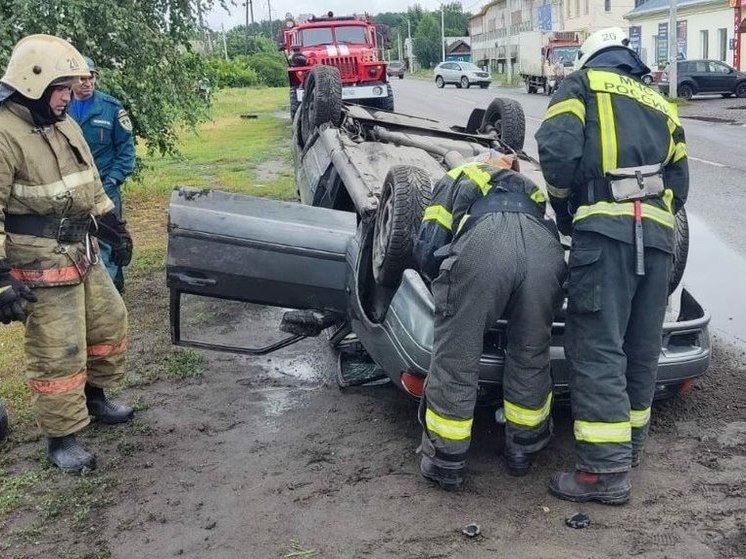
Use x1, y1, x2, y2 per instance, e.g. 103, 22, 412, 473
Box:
69, 90, 135, 187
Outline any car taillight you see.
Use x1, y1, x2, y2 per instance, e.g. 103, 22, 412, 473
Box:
295, 70, 305, 80
661, 72, 669, 82
400, 371, 424, 397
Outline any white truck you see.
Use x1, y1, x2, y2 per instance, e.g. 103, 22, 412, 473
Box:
518, 31, 580, 95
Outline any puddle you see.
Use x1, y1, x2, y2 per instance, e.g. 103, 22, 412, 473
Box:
682, 213, 746, 344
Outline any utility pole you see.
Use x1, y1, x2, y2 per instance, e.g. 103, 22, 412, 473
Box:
268, 0, 273, 38
506, 26, 512, 83
398, 30, 403, 62
441, 5, 446, 61
668, 0, 678, 98
221, 24, 229, 60
244, 1, 250, 53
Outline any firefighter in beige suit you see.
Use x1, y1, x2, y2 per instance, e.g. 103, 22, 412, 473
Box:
0, 35, 135, 473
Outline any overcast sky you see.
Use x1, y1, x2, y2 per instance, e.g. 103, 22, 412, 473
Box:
205, 0, 473, 30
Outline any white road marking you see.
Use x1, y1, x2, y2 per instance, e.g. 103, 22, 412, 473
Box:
689, 156, 727, 168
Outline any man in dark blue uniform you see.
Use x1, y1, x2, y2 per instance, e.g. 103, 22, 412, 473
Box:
70, 57, 135, 292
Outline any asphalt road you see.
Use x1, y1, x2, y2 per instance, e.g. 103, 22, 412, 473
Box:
391, 77, 746, 343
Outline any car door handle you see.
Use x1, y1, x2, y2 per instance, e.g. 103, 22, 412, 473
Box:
169, 272, 217, 287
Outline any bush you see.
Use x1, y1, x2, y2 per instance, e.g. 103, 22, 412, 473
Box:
246, 52, 288, 87
204, 57, 260, 88
204, 49, 288, 90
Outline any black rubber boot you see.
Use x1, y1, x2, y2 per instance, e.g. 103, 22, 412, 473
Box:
504, 421, 552, 477
420, 454, 465, 491
504, 448, 535, 477
85, 384, 134, 424
549, 471, 631, 505
47, 434, 96, 473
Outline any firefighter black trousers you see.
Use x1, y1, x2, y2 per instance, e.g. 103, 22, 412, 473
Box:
420, 213, 566, 462
565, 230, 673, 473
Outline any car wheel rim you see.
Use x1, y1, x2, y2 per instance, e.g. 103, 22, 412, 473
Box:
372, 189, 393, 270
461, 78, 468, 88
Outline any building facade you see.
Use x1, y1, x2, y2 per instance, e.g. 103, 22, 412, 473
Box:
625, 0, 745, 71
470, 0, 568, 72
469, 0, 643, 72
565, 0, 637, 38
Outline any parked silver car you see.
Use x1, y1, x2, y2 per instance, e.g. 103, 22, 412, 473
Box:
434, 61, 491, 89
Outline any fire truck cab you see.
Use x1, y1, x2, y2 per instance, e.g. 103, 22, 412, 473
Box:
280, 12, 394, 116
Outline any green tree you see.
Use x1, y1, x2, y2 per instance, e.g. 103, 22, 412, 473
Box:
0, 0, 226, 156
443, 3, 470, 37
413, 13, 441, 69
224, 23, 285, 58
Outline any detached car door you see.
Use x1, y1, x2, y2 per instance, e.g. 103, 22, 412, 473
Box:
167, 188, 357, 352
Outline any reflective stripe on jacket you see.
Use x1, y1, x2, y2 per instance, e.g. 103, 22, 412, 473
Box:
535, 68, 689, 254
413, 164, 546, 280
0, 102, 114, 287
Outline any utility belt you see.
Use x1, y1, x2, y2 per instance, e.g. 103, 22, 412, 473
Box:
581, 163, 666, 276
581, 163, 665, 206
4, 214, 94, 243
460, 190, 557, 237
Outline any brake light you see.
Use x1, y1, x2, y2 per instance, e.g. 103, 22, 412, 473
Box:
400, 371, 424, 397
678, 379, 696, 396
295, 70, 305, 80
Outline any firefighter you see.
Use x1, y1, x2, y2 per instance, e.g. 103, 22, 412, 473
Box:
413, 162, 566, 489
535, 27, 689, 504
0, 35, 135, 473
69, 57, 136, 293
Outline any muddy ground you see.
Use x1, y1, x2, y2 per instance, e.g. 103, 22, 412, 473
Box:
3, 268, 746, 559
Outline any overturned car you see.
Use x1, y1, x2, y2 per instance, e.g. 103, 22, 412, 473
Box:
167, 75, 710, 402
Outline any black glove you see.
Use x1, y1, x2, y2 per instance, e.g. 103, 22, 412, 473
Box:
93, 212, 133, 267
0, 260, 37, 324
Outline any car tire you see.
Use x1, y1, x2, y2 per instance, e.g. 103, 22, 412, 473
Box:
480, 83, 489, 89
398, 74, 404, 79
736, 81, 746, 98
300, 65, 343, 145
0, 400, 8, 443
376, 84, 395, 111
526, 80, 537, 94
435, 75, 445, 88
678, 83, 694, 100
460, 76, 470, 89
670, 207, 689, 295
372, 165, 433, 287
479, 97, 526, 151
289, 86, 300, 119
642, 75, 654, 86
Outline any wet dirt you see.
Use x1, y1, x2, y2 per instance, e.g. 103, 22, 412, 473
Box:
6, 284, 746, 558
105, 294, 746, 559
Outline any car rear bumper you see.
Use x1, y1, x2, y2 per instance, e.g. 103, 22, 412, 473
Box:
297, 82, 390, 102
350, 238, 711, 399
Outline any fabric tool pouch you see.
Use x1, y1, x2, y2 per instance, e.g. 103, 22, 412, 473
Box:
605, 163, 664, 202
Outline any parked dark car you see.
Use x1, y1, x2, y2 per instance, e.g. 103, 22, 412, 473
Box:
387, 61, 405, 79
659, 59, 746, 99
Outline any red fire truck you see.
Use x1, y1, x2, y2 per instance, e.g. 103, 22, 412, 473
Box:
279, 12, 394, 117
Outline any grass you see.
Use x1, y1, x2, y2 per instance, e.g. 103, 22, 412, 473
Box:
0, 86, 294, 541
